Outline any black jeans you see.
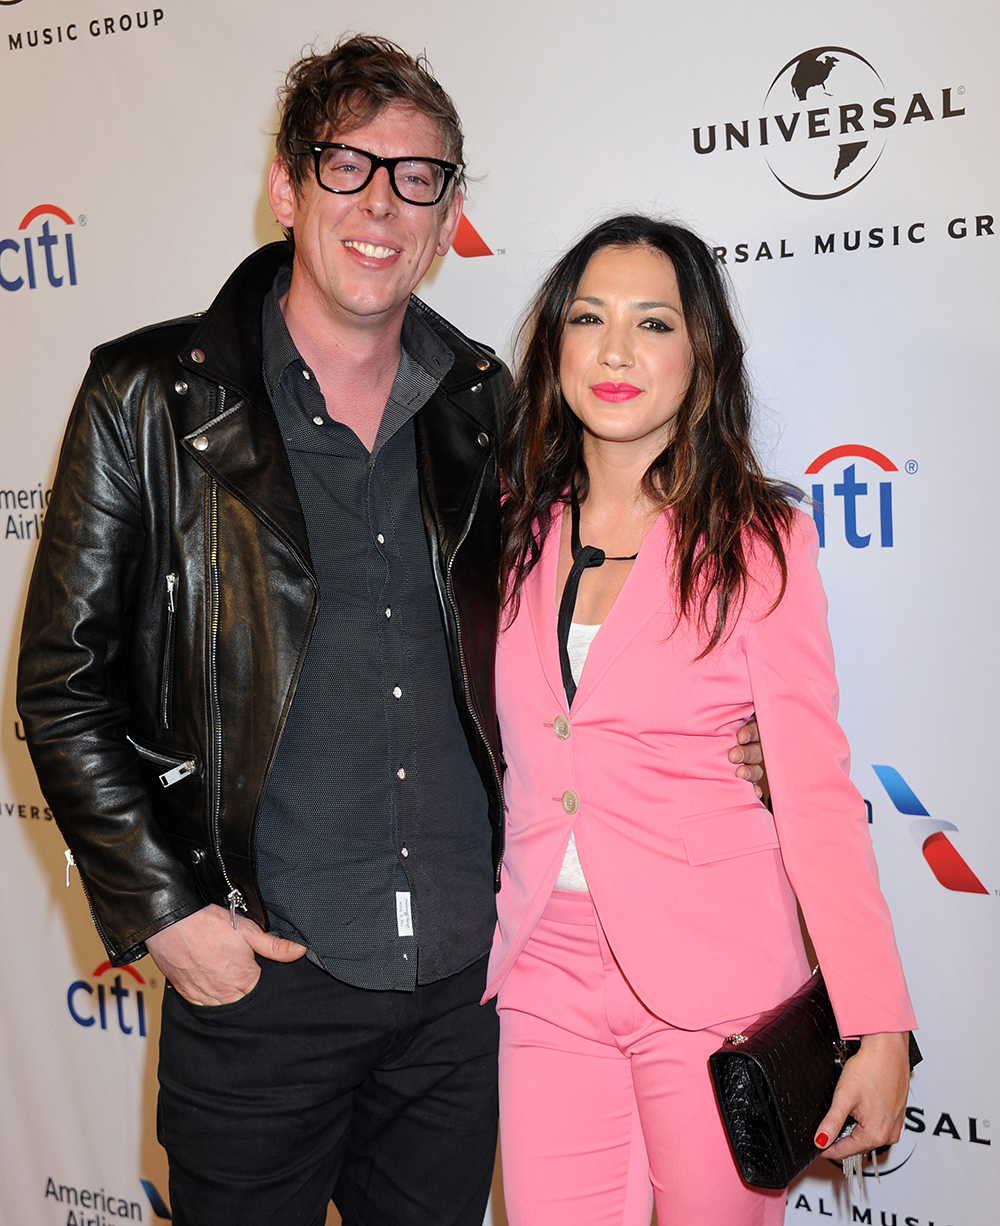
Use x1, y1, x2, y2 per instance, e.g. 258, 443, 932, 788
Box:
157, 953, 499, 1226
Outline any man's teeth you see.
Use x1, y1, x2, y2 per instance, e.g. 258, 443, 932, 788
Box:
344, 241, 398, 259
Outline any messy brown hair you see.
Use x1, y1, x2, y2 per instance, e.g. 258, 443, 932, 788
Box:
275, 34, 466, 195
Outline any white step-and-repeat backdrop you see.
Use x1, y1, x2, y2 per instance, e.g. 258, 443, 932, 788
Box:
1, 2, 996, 1224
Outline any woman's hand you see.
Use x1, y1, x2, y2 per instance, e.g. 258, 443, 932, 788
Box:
814, 1032, 911, 1159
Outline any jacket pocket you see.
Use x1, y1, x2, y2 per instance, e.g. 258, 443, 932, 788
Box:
159, 572, 178, 729
127, 734, 200, 789
679, 802, 779, 866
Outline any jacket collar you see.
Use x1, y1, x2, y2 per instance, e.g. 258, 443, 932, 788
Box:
177, 243, 312, 573
180, 242, 504, 405
179, 242, 289, 398
176, 243, 504, 577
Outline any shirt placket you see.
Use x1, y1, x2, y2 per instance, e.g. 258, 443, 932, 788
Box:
367, 449, 418, 982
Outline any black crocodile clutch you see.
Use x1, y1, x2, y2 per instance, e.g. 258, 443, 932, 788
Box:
709, 970, 921, 1189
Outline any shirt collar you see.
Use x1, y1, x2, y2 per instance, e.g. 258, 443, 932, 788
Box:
261, 263, 454, 399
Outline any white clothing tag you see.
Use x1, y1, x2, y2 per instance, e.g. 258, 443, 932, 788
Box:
396, 891, 414, 937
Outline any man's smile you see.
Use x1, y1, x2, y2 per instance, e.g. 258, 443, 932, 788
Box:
342, 239, 401, 259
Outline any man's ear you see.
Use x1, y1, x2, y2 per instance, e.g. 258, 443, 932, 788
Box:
267, 156, 297, 229
435, 189, 464, 257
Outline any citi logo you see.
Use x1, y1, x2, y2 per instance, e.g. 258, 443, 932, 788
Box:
802, 444, 903, 549
873, 765, 989, 894
67, 960, 150, 1035
1, 204, 78, 292
692, 46, 966, 200
452, 213, 492, 258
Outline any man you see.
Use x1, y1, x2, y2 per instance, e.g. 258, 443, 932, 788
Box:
18, 34, 766, 1226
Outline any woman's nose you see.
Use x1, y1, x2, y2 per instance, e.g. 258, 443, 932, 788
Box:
599, 329, 634, 370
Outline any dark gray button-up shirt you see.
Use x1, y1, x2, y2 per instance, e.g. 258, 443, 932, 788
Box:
255, 267, 494, 991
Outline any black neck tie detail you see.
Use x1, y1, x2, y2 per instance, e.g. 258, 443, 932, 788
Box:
556, 492, 638, 706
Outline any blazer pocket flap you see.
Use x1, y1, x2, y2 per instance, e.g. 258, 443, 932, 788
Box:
680, 803, 779, 866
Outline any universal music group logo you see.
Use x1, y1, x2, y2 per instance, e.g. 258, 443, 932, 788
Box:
692, 46, 967, 199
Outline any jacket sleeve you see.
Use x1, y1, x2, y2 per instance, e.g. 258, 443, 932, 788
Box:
745, 511, 916, 1037
17, 356, 205, 963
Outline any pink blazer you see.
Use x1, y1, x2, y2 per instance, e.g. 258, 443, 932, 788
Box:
484, 507, 915, 1037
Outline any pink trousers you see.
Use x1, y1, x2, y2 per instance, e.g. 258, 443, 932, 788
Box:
496, 889, 787, 1226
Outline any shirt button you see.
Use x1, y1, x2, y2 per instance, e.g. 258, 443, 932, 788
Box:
397, 767, 406, 780
384, 607, 392, 619
192, 435, 209, 451
392, 686, 402, 699
312, 415, 324, 426
376, 533, 385, 545
561, 790, 579, 815
553, 716, 570, 740
401, 846, 409, 858
190, 348, 205, 364
476, 357, 490, 371
302, 369, 312, 380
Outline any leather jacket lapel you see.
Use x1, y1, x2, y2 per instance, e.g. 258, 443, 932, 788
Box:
174, 242, 314, 575
182, 394, 314, 577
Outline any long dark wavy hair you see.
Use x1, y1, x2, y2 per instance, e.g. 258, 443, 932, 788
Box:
500, 214, 797, 654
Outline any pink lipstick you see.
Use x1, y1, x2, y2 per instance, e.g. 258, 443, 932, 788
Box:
591, 383, 641, 402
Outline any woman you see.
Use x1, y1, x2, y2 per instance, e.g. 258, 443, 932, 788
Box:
484, 215, 916, 1226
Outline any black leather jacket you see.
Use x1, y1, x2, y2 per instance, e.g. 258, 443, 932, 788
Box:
17, 243, 508, 965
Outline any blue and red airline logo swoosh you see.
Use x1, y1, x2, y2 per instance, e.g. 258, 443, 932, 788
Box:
872, 765, 989, 893
141, 1180, 172, 1219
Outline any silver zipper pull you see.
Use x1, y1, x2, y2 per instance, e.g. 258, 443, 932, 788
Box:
227, 888, 246, 929
159, 760, 196, 788
64, 849, 76, 888
166, 571, 178, 612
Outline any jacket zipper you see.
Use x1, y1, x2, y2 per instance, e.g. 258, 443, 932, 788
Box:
127, 735, 197, 787
207, 451, 247, 929
61, 850, 116, 954
160, 572, 178, 729
443, 476, 506, 887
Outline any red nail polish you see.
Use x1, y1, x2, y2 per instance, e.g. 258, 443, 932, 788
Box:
815, 1133, 830, 1148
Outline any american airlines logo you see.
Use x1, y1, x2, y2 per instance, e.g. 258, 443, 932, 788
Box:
873, 765, 988, 894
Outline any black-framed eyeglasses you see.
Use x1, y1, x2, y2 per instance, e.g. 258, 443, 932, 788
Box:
288, 139, 460, 206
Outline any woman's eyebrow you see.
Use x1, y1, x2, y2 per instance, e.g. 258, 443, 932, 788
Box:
571, 296, 681, 312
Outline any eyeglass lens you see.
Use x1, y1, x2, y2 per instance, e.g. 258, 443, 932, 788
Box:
317, 147, 447, 204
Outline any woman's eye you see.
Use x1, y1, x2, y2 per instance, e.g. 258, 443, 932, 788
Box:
640, 318, 673, 332
567, 312, 601, 326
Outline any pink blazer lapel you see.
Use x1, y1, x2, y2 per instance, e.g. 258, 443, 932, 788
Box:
524, 508, 566, 708
525, 506, 673, 713
570, 511, 671, 712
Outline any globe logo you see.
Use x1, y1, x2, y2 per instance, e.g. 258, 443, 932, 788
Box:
762, 47, 887, 200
